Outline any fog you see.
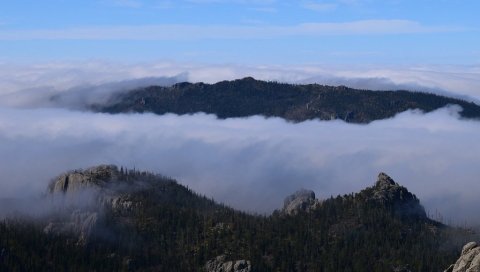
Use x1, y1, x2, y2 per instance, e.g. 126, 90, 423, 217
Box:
0, 61, 479, 224
0, 75, 187, 109
1, 62, 480, 110
0, 105, 479, 224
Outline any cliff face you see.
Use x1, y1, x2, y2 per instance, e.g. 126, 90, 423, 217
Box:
44, 165, 120, 243
48, 164, 120, 194
44, 165, 159, 243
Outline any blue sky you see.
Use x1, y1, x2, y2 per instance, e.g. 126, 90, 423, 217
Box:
0, 0, 479, 65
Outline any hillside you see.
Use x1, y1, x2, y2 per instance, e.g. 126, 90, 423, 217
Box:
0, 166, 475, 271
92, 77, 480, 123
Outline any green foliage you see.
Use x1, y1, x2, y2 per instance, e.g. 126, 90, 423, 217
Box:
95, 78, 480, 123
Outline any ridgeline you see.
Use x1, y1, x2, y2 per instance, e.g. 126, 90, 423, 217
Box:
93, 77, 480, 123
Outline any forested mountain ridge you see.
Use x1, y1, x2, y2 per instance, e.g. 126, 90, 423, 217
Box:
92, 77, 480, 123
0, 166, 476, 271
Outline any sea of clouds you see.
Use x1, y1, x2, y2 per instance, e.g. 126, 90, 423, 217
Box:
0, 61, 479, 225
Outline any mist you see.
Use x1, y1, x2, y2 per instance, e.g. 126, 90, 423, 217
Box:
0, 104, 479, 224
0, 75, 187, 109
1, 62, 480, 110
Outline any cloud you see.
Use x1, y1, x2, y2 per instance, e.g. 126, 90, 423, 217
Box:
0, 61, 479, 109
0, 61, 479, 223
0, 20, 461, 41
186, 0, 276, 4
250, 6, 277, 12
107, 0, 143, 8
0, 106, 479, 225
154, 0, 175, 9
0, 74, 187, 109
102, 0, 276, 9
302, 2, 337, 11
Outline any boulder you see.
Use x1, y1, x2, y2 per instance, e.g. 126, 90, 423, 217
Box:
445, 242, 480, 272
282, 189, 320, 215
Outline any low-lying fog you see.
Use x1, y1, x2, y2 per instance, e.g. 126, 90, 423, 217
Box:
0, 105, 479, 224
0, 62, 479, 224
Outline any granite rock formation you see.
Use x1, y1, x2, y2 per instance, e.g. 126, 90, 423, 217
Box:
282, 189, 321, 215
445, 242, 480, 272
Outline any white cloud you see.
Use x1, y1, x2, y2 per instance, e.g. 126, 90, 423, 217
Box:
186, 0, 276, 4
302, 2, 337, 11
250, 6, 277, 12
102, 0, 276, 9
0, 61, 479, 107
0, 107, 479, 224
154, 0, 175, 9
0, 20, 461, 41
0, 60, 479, 224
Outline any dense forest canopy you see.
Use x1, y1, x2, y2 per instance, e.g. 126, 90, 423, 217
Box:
93, 77, 480, 123
0, 166, 475, 271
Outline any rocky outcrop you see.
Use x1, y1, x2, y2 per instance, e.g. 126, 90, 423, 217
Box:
445, 242, 480, 272
369, 172, 426, 218
205, 255, 251, 272
48, 165, 120, 194
282, 189, 321, 215
44, 165, 140, 243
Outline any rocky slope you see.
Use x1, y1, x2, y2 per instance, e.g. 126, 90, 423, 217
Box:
92, 77, 480, 123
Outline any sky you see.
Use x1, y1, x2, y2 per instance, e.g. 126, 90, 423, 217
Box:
0, 0, 479, 65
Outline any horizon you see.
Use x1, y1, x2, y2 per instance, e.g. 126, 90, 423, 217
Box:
2, 1, 480, 103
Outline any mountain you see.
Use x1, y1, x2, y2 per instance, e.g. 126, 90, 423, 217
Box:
92, 77, 480, 123
0, 166, 476, 271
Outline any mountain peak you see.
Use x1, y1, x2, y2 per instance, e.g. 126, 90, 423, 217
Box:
368, 172, 427, 219
375, 172, 397, 189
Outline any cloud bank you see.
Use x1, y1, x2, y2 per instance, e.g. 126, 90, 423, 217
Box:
0, 106, 479, 225
0, 61, 479, 225
0, 62, 479, 109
